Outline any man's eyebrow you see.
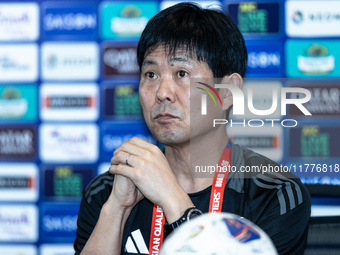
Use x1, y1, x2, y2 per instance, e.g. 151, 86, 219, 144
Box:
142, 59, 158, 67
169, 56, 193, 64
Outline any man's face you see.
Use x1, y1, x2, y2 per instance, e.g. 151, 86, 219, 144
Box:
139, 45, 215, 145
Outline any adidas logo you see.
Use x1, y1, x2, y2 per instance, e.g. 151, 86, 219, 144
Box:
125, 229, 149, 254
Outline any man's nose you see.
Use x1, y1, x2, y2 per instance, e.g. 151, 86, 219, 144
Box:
156, 76, 176, 103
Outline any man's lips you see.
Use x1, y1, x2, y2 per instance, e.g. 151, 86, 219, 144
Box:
154, 112, 179, 121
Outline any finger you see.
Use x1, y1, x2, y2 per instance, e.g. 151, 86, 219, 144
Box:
111, 151, 134, 166
109, 164, 136, 180
117, 142, 145, 157
114, 139, 155, 158
128, 137, 157, 150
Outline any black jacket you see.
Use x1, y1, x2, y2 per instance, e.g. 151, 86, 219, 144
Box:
74, 142, 311, 255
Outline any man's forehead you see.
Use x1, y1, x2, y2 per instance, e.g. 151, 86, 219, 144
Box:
142, 45, 197, 65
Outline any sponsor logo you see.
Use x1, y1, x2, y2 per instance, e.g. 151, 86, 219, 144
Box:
0, 44, 38, 81
46, 96, 93, 108
286, 1, 340, 37
228, 2, 280, 34
42, 2, 97, 39
100, 2, 158, 39
0, 205, 38, 242
40, 244, 74, 255
0, 245, 37, 255
289, 126, 340, 158
228, 125, 283, 162
103, 44, 139, 76
41, 42, 98, 80
0, 176, 34, 188
245, 42, 282, 77
0, 87, 27, 118
286, 40, 340, 77
44, 13, 96, 31
298, 44, 334, 75
43, 215, 77, 233
103, 84, 142, 117
289, 84, 340, 116
125, 229, 149, 254
291, 11, 303, 24
0, 85, 37, 121
0, 3, 39, 40
248, 52, 280, 69
43, 166, 94, 199
0, 163, 38, 201
0, 126, 36, 159
101, 122, 157, 160
111, 5, 147, 36
40, 124, 98, 163
41, 204, 79, 241
40, 84, 98, 121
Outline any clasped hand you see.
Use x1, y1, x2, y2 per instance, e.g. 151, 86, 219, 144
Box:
110, 137, 182, 210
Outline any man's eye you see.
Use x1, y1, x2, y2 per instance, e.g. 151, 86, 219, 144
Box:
146, 72, 157, 79
177, 70, 188, 78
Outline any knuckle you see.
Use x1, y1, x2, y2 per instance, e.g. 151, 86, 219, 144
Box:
144, 150, 152, 159
119, 143, 127, 151
130, 137, 139, 143
139, 158, 147, 168
134, 169, 143, 180
150, 146, 159, 154
113, 147, 122, 156
116, 150, 124, 159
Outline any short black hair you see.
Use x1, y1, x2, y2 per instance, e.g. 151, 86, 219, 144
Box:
137, 2, 248, 78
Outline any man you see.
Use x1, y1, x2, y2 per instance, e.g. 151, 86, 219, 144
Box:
74, 3, 311, 255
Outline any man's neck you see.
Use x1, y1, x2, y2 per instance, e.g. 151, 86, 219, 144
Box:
165, 129, 229, 194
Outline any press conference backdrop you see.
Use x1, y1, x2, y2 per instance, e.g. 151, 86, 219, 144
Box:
0, 0, 339, 254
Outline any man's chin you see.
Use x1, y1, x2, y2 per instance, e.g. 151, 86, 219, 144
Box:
154, 131, 188, 146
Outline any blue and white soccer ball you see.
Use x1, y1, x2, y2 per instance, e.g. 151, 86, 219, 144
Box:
160, 212, 278, 255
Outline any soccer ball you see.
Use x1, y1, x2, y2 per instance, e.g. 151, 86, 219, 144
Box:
160, 212, 278, 255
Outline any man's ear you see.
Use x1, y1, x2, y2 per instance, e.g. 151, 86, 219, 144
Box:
219, 73, 243, 111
